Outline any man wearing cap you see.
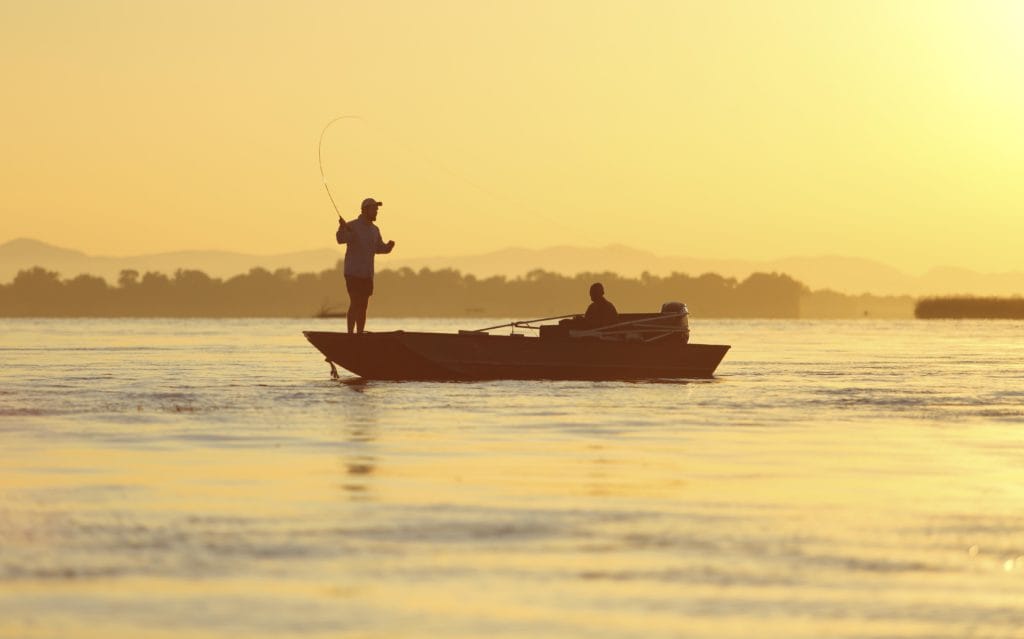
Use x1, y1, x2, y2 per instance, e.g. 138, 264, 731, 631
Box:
336, 197, 396, 333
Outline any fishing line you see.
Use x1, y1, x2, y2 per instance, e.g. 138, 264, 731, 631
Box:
317, 114, 605, 247
318, 115, 363, 220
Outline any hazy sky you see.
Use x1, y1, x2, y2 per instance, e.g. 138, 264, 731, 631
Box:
1, 1, 1022, 272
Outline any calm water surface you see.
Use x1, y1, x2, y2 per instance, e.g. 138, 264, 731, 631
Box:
2, 318, 1024, 638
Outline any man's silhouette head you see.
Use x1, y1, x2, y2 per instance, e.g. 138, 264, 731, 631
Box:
589, 282, 605, 302
360, 197, 382, 221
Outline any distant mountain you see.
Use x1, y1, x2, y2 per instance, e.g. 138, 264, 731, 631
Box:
0, 238, 340, 285
390, 247, 1024, 297
2, 238, 1022, 296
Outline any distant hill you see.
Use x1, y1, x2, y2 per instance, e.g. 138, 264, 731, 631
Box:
0, 238, 340, 284
390, 248, 918, 294
390, 248, 1024, 297
2, 237, 1022, 297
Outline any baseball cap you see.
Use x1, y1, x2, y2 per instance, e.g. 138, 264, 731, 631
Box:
361, 197, 382, 210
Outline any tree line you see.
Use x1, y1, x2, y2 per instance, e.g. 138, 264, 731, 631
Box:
916, 296, 1024, 319
0, 263, 914, 318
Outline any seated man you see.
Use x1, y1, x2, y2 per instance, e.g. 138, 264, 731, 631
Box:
584, 282, 618, 327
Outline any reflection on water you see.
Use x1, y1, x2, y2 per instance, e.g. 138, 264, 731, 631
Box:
338, 389, 378, 501
2, 318, 1024, 638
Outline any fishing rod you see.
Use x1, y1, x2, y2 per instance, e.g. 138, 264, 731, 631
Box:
318, 115, 363, 221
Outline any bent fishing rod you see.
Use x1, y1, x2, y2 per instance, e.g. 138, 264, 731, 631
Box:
318, 115, 363, 221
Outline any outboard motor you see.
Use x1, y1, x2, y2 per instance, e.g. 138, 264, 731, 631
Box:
661, 301, 690, 344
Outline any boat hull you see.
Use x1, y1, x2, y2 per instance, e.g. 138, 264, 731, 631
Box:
303, 330, 729, 381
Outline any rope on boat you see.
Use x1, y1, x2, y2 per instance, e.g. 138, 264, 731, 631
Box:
468, 311, 691, 343
568, 311, 689, 337
471, 311, 689, 337
327, 358, 339, 379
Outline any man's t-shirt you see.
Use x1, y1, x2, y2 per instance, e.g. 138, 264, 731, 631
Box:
585, 297, 618, 327
337, 218, 390, 278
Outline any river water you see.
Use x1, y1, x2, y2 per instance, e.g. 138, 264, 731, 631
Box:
2, 318, 1024, 638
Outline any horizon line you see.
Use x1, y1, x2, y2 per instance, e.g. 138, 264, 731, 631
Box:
1, 236, 1012, 277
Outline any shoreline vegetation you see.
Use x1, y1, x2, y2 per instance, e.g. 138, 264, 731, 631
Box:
915, 296, 1024, 319
1, 263, 918, 319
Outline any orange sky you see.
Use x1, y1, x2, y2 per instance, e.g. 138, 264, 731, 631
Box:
1, 1, 1022, 273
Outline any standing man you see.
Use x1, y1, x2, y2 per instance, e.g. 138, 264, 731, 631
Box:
336, 197, 395, 333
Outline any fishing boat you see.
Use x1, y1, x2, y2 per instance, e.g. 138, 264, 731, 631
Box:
303, 303, 729, 381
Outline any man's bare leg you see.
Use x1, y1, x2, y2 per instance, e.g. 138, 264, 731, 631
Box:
347, 295, 367, 333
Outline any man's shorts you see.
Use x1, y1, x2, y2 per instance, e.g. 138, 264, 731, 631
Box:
345, 276, 374, 298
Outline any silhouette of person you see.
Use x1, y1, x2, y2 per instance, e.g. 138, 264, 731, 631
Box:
585, 282, 618, 327
336, 197, 395, 333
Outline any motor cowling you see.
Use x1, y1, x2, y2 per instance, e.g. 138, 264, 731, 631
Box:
661, 301, 690, 344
